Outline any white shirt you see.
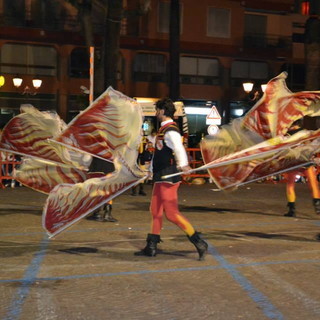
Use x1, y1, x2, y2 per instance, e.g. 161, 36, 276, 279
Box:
161, 120, 188, 168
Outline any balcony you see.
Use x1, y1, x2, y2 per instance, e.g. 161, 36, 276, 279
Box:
244, 33, 292, 50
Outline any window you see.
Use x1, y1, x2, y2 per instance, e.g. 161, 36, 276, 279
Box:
133, 53, 167, 82
244, 14, 267, 48
207, 7, 230, 38
231, 60, 269, 86
158, 1, 183, 33
245, 14, 267, 36
180, 57, 220, 85
281, 63, 305, 91
70, 48, 89, 78
1, 44, 57, 76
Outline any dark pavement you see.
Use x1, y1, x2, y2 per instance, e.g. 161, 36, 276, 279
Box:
1, 181, 320, 320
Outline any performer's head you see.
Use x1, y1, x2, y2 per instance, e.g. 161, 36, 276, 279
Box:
155, 98, 176, 120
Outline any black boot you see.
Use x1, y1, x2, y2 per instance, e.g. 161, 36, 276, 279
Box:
188, 231, 208, 261
131, 186, 137, 196
139, 185, 146, 196
284, 202, 296, 217
313, 199, 320, 215
86, 208, 105, 222
103, 204, 118, 222
134, 234, 161, 257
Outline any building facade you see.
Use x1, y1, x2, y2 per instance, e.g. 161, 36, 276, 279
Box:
0, 0, 315, 135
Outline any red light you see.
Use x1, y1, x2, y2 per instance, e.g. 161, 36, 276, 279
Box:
301, 1, 310, 15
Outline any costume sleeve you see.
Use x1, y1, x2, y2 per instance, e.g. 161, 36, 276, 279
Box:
164, 130, 188, 167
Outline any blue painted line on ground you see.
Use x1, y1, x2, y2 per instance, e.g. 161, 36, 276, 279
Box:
207, 243, 284, 320
1, 258, 320, 284
4, 236, 49, 320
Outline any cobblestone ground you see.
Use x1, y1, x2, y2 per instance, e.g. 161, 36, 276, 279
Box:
0, 182, 320, 320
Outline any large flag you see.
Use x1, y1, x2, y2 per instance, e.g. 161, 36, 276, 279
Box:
200, 72, 320, 190
54, 87, 142, 161
0, 87, 146, 237
14, 159, 103, 194
43, 149, 146, 237
201, 129, 320, 190
242, 72, 320, 139
42, 87, 146, 237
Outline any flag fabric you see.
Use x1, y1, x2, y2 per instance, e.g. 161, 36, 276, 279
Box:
0, 105, 78, 166
201, 129, 320, 190
0, 87, 146, 237
0, 105, 93, 193
14, 159, 103, 194
43, 150, 146, 238
55, 87, 143, 161
41, 87, 145, 236
242, 72, 320, 139
201, 72, 320, 190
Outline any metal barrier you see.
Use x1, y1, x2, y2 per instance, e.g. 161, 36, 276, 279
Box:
185, 148, 209, 179
0, 153, 21, 188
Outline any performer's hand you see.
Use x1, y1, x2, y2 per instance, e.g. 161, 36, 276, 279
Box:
146, 171, 153, 180
180, 165, 192, 174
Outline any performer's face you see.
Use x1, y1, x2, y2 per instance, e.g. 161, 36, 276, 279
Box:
155, 108, 164, 121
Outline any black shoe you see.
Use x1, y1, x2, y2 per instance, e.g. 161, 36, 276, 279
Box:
103, 204, 118, 222
188, 232, 208, 261
104, 215, 118, 222
284, 202, 296, 217
86, 210, 105, 222
134, 234, 161, 257
139, 191, 146, 196
316, 233, 320, 241
313, 199, 320, 215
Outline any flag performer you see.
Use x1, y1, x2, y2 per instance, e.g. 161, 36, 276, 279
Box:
284, 166, 320, 217
135, 98, 208, 260
282, 120, 320, 217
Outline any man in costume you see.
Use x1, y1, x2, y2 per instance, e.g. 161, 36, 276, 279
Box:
135, 98, 208, 260
283, 119, 320, 217
283, 166, 320, 217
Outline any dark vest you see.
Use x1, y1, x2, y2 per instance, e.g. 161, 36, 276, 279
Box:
153, 122, 181, 183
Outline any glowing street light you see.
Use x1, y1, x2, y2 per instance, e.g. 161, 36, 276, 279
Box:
13, 76, 42, 95
242, 82, 254, 93
32, 78, 42, 89
261, 84, 267, 92
0, 75, 5, 87
13, 77, 23, 88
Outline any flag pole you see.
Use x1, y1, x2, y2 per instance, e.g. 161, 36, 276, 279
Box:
89, 46, 94, 104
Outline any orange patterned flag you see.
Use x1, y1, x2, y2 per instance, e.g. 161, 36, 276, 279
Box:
200, 72, 320, 190
242, 72, 320, 139
0, 88, 146, 237
42, 88, 146, 236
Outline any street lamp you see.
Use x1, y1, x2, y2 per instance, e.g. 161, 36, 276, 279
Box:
261, 84, 267, 93
13, 76, 42, 95
243, 81, 267, 94
242, 82, 254, 93
0, 75, 5, 88
32, 78, 42, 89
13, 77, 23, 88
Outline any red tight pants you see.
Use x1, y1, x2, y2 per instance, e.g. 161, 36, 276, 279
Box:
286, 166, 320, 202
150, 182, 195, 236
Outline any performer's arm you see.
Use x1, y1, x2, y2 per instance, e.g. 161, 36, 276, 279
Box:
164, 131, 191, 172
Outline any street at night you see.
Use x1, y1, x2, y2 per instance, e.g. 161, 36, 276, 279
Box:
1, 181, 320, 320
